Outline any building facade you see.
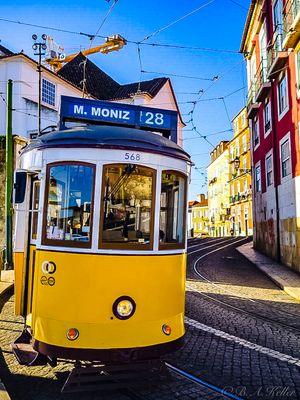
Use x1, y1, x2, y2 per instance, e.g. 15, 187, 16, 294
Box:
191, 194, 209, 237
228, 108, 253, 236
207, 141, 231, 237
241, 0, 300, 271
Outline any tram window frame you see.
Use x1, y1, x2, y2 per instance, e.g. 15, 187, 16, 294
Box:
42, 161, 96, 248
99, 163, 156, 250
159, 170, 187, 250
31, 180, 40, 241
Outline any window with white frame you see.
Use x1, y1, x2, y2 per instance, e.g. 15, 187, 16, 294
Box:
266, 153, 273, 187
296, 50, 300, 92
42, 79, 56, 106
253, 116, 260, 147
243, 178, 247, 192
278, 73, 288, 116
264, 98, 271, 134
280, 137, 291, 178
198, 222, 202, 230
243, 157, 247, 171
241, 113, 245, 127
242, 135, 247, 152
237, 181, 240, 193
235, 120, 239, 133
198, 211, 201, 218
255, 165, 261, 192
236, 144, 240, 157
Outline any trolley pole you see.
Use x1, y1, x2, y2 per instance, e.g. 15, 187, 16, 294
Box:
4, 79, 13, 270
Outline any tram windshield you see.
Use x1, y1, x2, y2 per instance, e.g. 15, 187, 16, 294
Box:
43, 163, 94, 246
100, 164, 155, 248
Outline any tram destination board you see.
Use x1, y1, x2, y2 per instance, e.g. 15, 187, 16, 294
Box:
60, 96, 178, 141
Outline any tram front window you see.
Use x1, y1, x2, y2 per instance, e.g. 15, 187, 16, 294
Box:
100, 164, 155, 248
159, 171, 186, 248
43, 163, 95, 246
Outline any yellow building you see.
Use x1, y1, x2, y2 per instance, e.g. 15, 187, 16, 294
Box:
191, 194, 209, 237
207, 141, 231, 237
228, 107, 253, 236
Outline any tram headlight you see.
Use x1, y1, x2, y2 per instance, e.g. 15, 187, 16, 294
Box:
113, 296, 136, 320
66, 328, 79, 341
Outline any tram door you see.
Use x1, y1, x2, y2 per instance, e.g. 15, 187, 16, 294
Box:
25, 177, 40, 323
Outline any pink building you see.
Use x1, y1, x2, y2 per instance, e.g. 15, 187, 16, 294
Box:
241, 0, 300, 272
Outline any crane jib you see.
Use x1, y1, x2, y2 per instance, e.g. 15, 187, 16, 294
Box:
59, 96, 178, 143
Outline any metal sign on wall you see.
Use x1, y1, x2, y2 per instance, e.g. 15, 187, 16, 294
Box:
59, 96, 178, 143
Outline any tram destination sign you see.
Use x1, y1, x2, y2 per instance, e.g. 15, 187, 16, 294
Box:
60, 96, 178, 141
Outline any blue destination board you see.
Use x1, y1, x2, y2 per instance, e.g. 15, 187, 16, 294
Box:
60, 96, 176, 136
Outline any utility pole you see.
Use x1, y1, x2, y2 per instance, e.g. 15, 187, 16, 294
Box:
4, 79, 13, 270
32, 34, 47, 135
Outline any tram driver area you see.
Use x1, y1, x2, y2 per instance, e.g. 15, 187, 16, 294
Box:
102, 164, 152, 245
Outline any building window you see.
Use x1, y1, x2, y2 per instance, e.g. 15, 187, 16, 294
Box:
253, 116, 260, 148
198, 222, 202, 230
243, 178, 247, 192
42, 79, 56, 106
280, 138, 291, 178
243, 157, 247, 171
266, 154, 273, 187
198, 211, 201, 218
241, 113, 245, 127
264, 98, 271, 134
255, 165, 261, 192
242, 135, 247, 152
278, 73, 288, 117
296, 50, 300, 93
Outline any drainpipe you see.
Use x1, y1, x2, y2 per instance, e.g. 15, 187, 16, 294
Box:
4, 79, 13, 270
270, 87, 281, 263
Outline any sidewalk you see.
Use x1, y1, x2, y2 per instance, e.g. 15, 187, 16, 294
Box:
237, 242, 300, 301
0, 270, 13, 400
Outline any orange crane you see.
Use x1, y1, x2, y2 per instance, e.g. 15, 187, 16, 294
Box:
45, 34, 127, 71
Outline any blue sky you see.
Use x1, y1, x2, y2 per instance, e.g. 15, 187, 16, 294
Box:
1, 0, 250, 199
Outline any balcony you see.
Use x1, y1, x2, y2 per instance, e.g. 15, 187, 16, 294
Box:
246, 83, 260, 118
267, 31, 289, 79
254, 59, 271, 102
283, 0, 300, 49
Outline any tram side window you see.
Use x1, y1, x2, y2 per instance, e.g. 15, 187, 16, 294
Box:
100, 164, 155, 248
31, 181, 40, 240
159, 171, 186, 247
43, 163, 94, 246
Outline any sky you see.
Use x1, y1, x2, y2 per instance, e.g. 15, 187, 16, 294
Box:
0, 0, 251, 200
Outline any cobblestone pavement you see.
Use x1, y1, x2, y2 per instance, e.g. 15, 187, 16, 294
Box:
175, 236, 300, 399
1, 237, 300, 399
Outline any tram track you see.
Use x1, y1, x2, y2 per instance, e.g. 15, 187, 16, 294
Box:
120, 362, 243, 400
187, 237, 300, 334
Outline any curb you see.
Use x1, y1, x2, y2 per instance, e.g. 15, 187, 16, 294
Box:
237, 243, 300, 301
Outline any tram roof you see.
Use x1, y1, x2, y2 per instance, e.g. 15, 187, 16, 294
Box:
23, 125, 191, 162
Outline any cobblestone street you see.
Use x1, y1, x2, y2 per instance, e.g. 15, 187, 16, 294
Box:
1, 237, 300, 399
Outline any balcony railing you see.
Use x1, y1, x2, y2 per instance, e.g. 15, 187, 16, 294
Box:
283, 0, 300, 48
267, 30, 289, 79
254, 59, 271, 102
246, 82, 260, 118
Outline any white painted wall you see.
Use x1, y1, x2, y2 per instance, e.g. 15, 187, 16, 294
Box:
0, 54, 84, 138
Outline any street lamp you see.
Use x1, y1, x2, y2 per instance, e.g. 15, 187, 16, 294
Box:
233, 157, 251, 174
32, 34, 47, 135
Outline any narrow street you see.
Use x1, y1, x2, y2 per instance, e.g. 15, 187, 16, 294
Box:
0, 238, 300, 399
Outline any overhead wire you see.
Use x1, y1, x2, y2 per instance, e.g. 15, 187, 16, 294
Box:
141, 0, 215, 42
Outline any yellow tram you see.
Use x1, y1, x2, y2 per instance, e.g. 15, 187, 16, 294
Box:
12, 97, 191, 367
